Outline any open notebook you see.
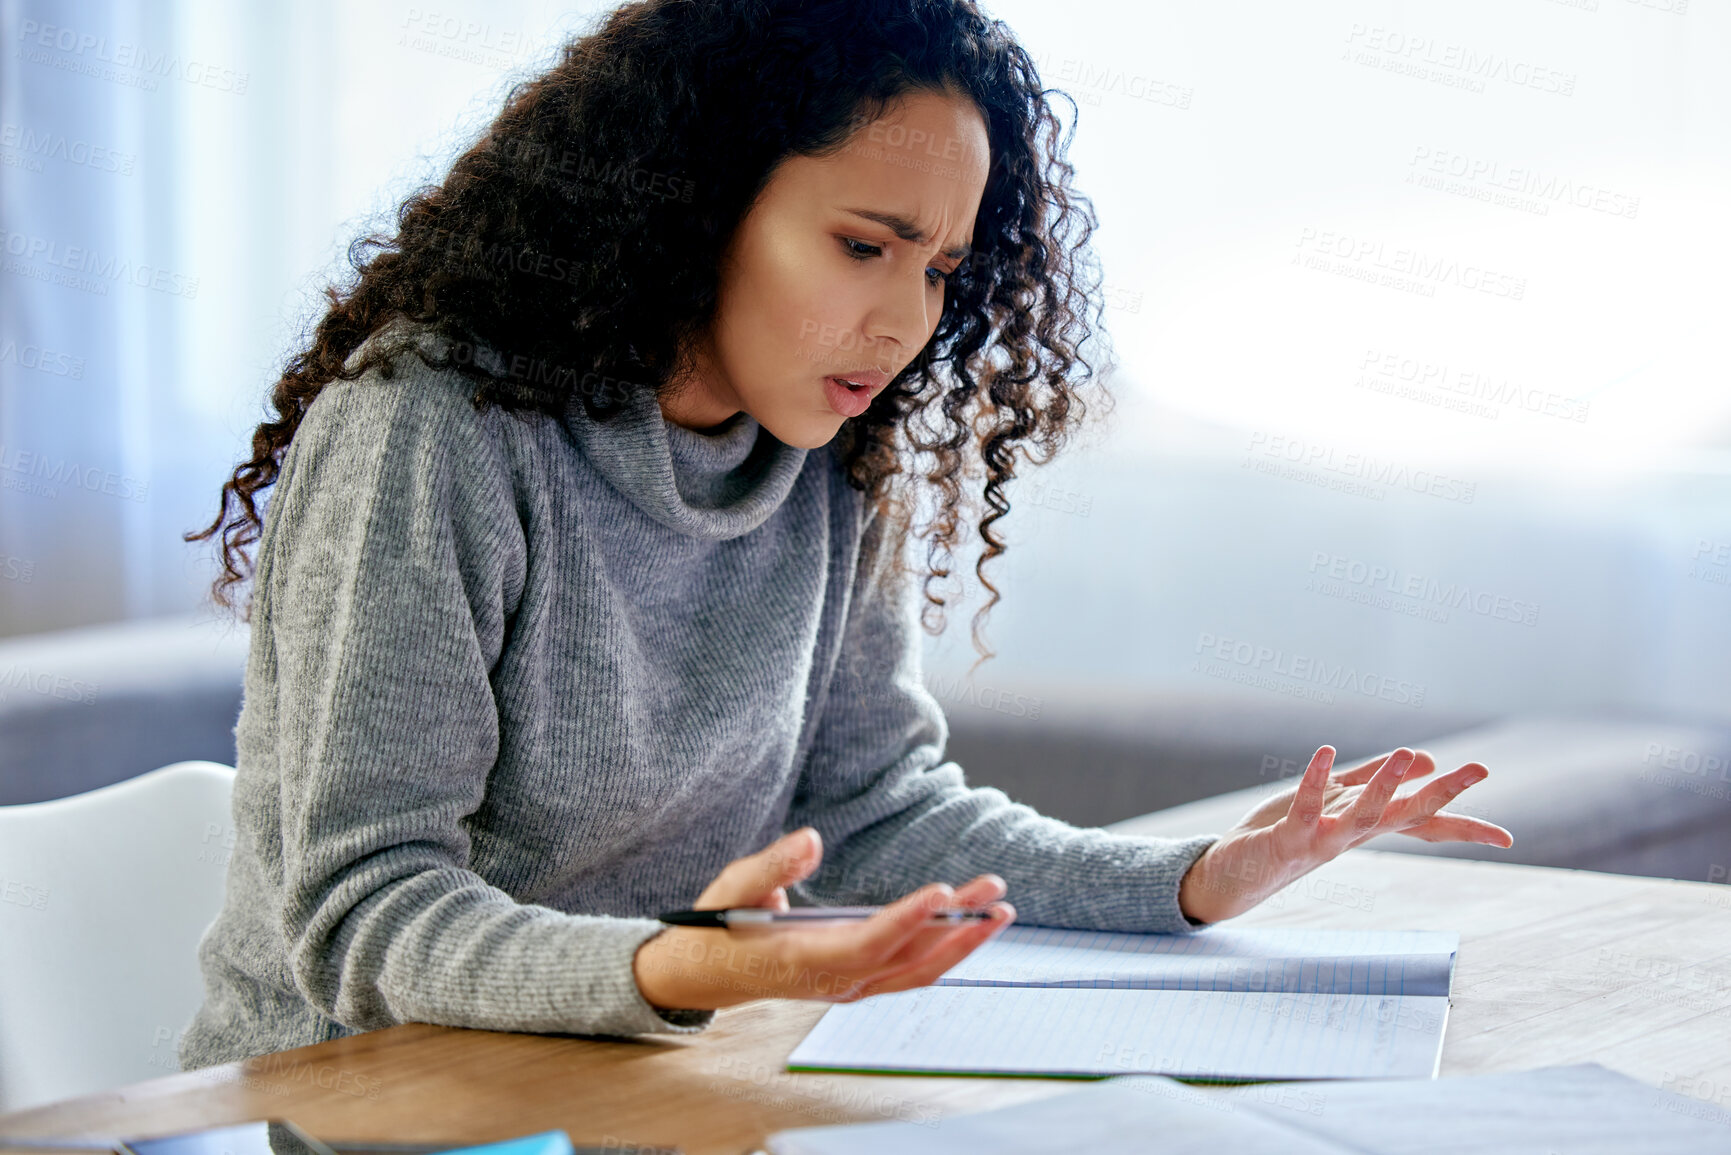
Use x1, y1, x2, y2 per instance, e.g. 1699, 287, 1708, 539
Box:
785, 926, 1457, 1081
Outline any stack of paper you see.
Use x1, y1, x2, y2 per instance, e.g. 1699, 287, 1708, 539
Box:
786, 926, 1457, 1081
762, 1064, 1731, 1154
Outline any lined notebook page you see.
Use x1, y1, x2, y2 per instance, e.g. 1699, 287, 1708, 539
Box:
785, 986, 1450, 1080
785, 927, 1457, 1081
936, 926, 1459, 997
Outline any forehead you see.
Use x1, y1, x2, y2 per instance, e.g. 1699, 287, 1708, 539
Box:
772, 89, 992, 241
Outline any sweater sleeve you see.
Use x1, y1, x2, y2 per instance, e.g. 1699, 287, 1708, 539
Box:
260, 366, 711, 1039
785, 494, 1218, 932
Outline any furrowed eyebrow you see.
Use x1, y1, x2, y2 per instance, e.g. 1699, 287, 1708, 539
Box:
841, 207, 972, 262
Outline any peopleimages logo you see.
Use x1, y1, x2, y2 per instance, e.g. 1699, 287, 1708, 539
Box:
1021, 49, 1194, 111
1294, 227, 1526, 301
0, 121, 136, 175
1342, 24, 1577, 97
16, 19, 250, 94
1243, 431, 1478, 505
1407, 146, 1639, 220
1689, 539, 1730, 589
398, 7, 541, 69
0, 441, 149, 502
0, 877, 50, 911
1306, 551, 1541, 627
1355, 348, 1590, 424
1192, 630, 1427, 709
0, 228, 199, 298
0, 665, 100, 706
0, 339, 86, 380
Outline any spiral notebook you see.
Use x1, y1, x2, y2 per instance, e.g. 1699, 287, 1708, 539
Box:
785, 925, 1457, 1081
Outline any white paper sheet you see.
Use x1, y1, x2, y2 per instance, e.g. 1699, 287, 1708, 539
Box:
764, 1065, 1731, 1155
1226, 1062, 1731, 1154
764, 1074, 1343, 1155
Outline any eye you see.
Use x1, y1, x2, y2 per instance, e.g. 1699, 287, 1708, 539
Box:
839, 236, 952, 287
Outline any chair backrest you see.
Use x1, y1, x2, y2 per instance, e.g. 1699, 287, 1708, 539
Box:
0, 760, 236, 1114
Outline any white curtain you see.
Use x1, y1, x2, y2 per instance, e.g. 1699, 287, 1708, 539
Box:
0, 0, 592, 634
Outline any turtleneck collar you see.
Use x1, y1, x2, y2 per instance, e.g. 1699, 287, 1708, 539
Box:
561, 385, 809, 541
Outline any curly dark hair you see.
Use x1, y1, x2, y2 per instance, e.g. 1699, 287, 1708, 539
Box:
186, 0, 1116, 670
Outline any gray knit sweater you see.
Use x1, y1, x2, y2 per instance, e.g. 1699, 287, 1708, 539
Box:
177, 327, 1217, 1071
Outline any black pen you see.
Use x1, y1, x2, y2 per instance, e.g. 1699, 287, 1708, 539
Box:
658, 905, 998, 928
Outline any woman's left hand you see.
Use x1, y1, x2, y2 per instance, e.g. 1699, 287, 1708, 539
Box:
1176, 745, 1513, 924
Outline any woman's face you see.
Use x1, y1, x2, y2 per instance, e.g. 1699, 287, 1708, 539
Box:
662, 87, 992, 449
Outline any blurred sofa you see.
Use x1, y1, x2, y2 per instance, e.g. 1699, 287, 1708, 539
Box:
944, 679, 1731, 885
1105, 713, 1731, 884
3, 612, 1728, 886
0, 614, 248, 807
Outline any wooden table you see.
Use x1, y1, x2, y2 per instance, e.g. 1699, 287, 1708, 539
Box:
3, 850, 1730, 1154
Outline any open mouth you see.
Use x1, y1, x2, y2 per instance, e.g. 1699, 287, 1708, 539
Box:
822, 374, 877, 418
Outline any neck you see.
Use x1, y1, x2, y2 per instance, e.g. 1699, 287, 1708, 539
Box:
659, 392, 743, 434
659, 338, 744, 432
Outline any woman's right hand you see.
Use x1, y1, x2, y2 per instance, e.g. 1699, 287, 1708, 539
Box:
631, 826, 1015, 1011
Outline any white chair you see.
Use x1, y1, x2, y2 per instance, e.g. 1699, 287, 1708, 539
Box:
0, 760, 236, 1113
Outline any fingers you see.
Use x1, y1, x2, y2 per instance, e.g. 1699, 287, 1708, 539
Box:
1380, 762, 1486, 832
1399, 813, 1514, 847
1332, 749, 1393, 786
1334, 748, 1414, 844
950, 873, 1007, 908
1398, 749, 1437, 785
877, 896, 1016, 973
1286, 746, 1335, 830
833, 874, 1010, 971
850, 900, 1016, 999
841, 882, 964, 967
695, 868, 1014, 1005
886, 874, 1006, 962
742, 826, 824, 890
1377, 762, 1506, 848
772, 826, 823, 879
693, 826, 824, 909
1334, 747, 1437, 787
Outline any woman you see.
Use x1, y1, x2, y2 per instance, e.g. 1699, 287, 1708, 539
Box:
177, 0, 1510, 1070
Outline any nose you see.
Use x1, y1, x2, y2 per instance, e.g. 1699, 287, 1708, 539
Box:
862, 271, 936, 368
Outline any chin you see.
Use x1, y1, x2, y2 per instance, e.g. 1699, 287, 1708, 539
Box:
753, 408, 843, 450
770, 420, 843, 451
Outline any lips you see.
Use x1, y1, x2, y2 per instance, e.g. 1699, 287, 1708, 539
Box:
829, 367, 890, 392
822, 367, 891, 419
